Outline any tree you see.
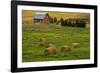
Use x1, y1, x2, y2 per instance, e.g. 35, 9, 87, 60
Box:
50, 17, 54, 23
54, 17, 57, 23
80, 20, 86, 28
60, 18, 65, 26
67, 19, 71, 27
76, 19, 86, 28
71, 20, 76, 27
56, 20, 59, 25
64, 19, 68, 26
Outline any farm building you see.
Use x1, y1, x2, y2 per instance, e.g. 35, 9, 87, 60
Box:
33, 12, 50, 24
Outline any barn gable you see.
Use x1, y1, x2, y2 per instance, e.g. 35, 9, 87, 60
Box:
33, 13, 47, 19
33, 12, 50, 24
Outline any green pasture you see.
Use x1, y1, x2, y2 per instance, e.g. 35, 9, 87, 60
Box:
22, 24, 90, 62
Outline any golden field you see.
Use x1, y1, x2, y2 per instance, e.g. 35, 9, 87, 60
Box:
22, 10, 90, 25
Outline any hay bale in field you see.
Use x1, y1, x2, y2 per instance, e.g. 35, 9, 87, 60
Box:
30, 28, 34, 32
38, 42, 48, 47
38, 38, 49, 47
46, 44, 55, 48
72, 43, 80, 48
60, 45, 71, 52
56, 24, 62, 29
54, 35, 60, 38
44, 47, 57, 56
38, 38, 47, 43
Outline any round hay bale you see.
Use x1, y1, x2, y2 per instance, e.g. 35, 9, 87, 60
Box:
72, 43, 80, 48
54, 35, 60, 38
46, 44, 55, 48
38, 38, 47, 43
44, 47, 56, 56
56, 25, 62, 29
38, 42, 47, 47
60, 45, 71, 52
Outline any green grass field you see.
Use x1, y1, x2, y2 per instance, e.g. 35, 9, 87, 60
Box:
22, 24, 90, 62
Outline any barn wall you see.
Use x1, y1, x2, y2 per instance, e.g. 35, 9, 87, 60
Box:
43, 14, 50, 24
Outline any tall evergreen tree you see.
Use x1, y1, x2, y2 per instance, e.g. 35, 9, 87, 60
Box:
60, 18, 65, 26
50, 17, 54, 23
54, 17, 57, 23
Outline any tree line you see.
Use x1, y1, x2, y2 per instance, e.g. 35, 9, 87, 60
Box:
50, 17, 86, 28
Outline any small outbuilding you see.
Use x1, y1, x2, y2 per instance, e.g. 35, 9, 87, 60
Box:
33, 12, 50, 24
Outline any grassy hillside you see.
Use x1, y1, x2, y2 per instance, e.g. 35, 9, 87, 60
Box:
22, 24, 90, 62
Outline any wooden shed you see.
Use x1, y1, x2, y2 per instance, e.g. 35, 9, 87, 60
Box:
33, 12, 50, 24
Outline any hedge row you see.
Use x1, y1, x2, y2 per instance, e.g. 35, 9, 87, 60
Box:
50, 17, 86, 28
60, 19, 86, 28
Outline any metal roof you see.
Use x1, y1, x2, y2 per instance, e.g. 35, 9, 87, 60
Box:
33, 12, 48, 19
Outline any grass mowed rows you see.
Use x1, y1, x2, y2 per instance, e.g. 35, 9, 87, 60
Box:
22, 24, 90, 62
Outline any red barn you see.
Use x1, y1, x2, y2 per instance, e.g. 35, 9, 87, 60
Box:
33, 12, 50, 24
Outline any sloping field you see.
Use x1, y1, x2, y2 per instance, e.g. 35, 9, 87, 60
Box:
22, 24, 90, 62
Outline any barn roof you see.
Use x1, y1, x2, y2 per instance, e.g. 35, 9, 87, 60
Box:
33, 12, 48, 19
